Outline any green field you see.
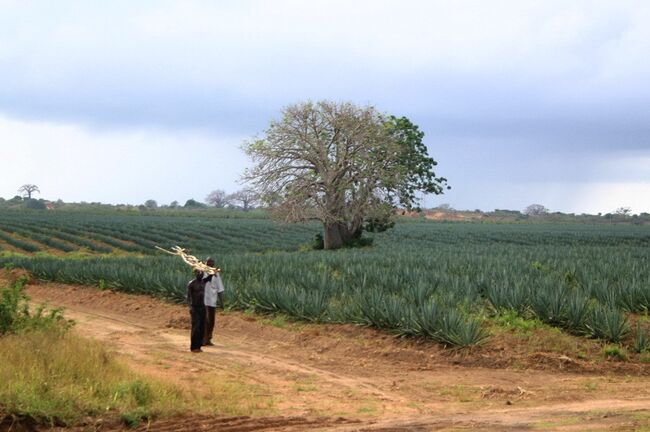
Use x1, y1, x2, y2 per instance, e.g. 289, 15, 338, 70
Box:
1, 209, 649, 349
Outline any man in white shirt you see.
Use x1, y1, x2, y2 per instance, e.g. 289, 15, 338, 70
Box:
202, 257, 225, 346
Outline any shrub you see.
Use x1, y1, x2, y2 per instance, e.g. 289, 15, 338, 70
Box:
0, 276, 70, 334
311, 233, 324, 250
24, 199, 46, 210
493, 309, 543, 333
603, 344, 628, 361
0, 277, 24, 334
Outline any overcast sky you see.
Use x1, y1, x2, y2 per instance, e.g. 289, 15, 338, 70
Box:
1, 0, 649, 214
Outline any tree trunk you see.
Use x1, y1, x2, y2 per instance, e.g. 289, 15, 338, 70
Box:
323, 223, 344, 250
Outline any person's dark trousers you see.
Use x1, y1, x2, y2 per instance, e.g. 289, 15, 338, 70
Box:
190, 305, 206, 351
204, 306, 216, 345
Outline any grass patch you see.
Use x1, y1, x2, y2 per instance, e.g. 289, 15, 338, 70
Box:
292, 373, 319, 393
261, 313, 289, 328
196, 371, 275, 416
438, 384, 480, 402
583, 381, 598, 392
492, 309, 545, 333
0, 329, 185, 426
533, 415, 583, 429
357, 405, 378, 415
603, 344, 628, 361
490, 319, 582, 356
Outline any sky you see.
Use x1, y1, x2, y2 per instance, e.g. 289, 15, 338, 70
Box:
1, 0, 649, 214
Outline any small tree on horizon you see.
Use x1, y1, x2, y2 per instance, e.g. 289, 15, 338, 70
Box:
524, 204, 548, 216
205, 189, 229, 208
18, 184, 40, 199
435, 203, 454, 212
228, 189, 259, 211
615, 207, 631, 217
184, 198, 207, 208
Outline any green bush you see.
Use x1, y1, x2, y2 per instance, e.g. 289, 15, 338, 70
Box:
0, 276, 70, 335
493, 309, 544, 333
603, 344, 628, 361
0, 276, 25, 333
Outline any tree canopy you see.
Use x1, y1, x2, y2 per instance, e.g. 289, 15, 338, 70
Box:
227, 189, 258, 211
205, 189, 229, 208
244, 101, 448, 249
523, 204, 549, 216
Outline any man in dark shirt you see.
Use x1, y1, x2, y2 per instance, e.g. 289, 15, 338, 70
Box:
186, 270, 206, 352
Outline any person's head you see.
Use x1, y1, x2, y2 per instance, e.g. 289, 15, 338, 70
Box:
206, 257, 215, 267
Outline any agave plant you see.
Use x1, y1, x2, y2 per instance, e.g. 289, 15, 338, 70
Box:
586, 305, 630, 343
530, 283, 566, 326
436, 309, 489, 347
633, 323, 650, 353
562, 292, 591, 333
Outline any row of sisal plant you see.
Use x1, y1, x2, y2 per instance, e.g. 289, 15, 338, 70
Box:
0, 217, 648, 348
0, 211, 316, 255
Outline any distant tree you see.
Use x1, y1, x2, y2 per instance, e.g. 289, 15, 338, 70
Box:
169, 200, 180, 208
184, 198, 207, 209
615, 207, 631, 217
8, 195, 23, 204
436, 203, 454, 212
228, 189, 259, 211
523, 204, 548, 216
205, 189, 229, 208
18, 184, 40, 199
144, 199, 158, 209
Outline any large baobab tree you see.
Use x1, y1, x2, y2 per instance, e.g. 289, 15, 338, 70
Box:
244, 101, 449, 249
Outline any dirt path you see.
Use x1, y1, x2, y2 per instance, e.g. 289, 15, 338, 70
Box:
22, 280, 650, 431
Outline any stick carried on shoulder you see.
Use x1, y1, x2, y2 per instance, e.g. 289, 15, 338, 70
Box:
155, 245, 221, 275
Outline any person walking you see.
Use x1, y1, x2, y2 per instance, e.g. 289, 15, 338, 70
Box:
187, 270, 206, 352
202, 257, 225, 346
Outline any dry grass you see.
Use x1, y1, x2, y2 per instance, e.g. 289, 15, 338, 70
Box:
0, 329, 186, 426
195, 370, 276, 416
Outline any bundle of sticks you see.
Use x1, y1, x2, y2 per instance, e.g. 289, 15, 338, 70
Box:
155, 246, 220, 275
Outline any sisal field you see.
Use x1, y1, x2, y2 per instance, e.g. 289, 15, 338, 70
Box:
1, 209, 649, 349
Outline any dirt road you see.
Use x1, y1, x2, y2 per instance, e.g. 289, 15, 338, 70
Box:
24, 281, 650, 431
